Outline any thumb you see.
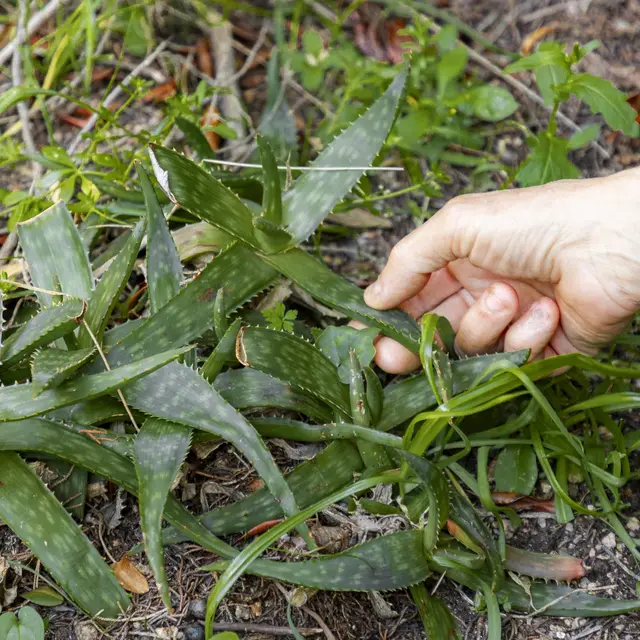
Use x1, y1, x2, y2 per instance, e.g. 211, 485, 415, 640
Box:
365, 201, 478, 310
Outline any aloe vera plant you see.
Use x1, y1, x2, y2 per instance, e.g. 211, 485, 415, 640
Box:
2, 64, 640, 640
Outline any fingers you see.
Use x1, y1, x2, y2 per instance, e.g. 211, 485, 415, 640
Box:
454, 283, 519, 356
365, 203, 476, 310
503, 297, 560, 360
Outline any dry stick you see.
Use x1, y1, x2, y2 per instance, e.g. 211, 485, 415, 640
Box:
209, 622, 323, 637
67, 39, 169, 154
0, 0, 68, 68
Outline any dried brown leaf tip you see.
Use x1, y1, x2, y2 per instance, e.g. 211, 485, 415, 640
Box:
491, 492, 555, 513
112, 556, 149, 594
235, 325, 249, 366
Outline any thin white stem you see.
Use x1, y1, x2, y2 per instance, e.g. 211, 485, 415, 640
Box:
202, 159, 404, 172
0, 279, 72, 298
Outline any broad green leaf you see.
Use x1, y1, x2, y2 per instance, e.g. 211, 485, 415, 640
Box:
378, 350, 530, 431
516, 134, 580, 187
31, 347, 96, 397
161, 441, 363, 543
18, 202, 93, 306
535, 63, 569, 105
175, 117, 216, 160
437, 47, 467, 99
78, 219, 146, 349
316, 326, 378, 384
237, 326, 350, 416
493, 444, 538, 495
0, 299, 84, 368
568, 73, 639, 136
281, 66, 407, 243
149, 146, 260, 249
23, 586, 65, 607
470, 85, 518, 121
504, 44, 566, 74
135, 419, 191, 610
0, 606, 45, 640
257, 136, 282, 225
115, 361, 312, 545
410, 583, 461, 640
214, 368, 333, 424
265, 249, 420, 352
0, 453, 129, 617
0, 347, 186, 421
567, 123, 601, 149
105, 244, 277, 364
207, 529, 429, 593
138, 165, 182, 313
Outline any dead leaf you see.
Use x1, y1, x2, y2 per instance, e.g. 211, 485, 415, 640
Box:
201, 104, 221, 151
311, 525, 350, 554
59, 113, 91, 128
384, 18, 413, 64
102, 487, 126, 530
196, 37, 213, 77
247, 478, 265, 492
520, 25, 556, 56
142, 79, 177, 103
246, 519, 284, 538
327, 209, 392, 229
112, 556, 149, 594
193, 439, 223, 460
627, 94, 640, 124
491, 491, 555, 513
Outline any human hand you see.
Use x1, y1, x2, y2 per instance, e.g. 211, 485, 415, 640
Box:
363, 168, 640, 373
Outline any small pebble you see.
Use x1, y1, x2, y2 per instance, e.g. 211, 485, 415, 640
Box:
183, 623, 205, 640
188, 599, 206, 620
602, 532, 616, 549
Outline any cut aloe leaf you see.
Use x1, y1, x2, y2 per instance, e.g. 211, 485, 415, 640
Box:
281, 67, 408, 243
237, 326, 350, 416
135, 419, 191, 610
161, 441, 363, 544
18, 202, 94, 306
78, 219, 146, 349
379, 350, 530, 431
149, 146, 260, 249
138, 164, 183, 313
105, 244, 277, 365
213, 368, 333, 424
31, 347, 96, 397
265, 249, 420, 352
0, 347, 186, 421
0, 452, 129, 618
0, 298, 85, 368
209, 530, 429, 592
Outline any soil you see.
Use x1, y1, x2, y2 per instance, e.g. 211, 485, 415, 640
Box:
1, 0, 640, 639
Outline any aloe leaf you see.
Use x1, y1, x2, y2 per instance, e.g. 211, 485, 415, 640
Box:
116, 361, 312, 545
505, 546, 585, 581
363, 366, 383, 425
202, 319, 241, 383
378, 350, 530, 431
265, 249, 420, 352
409, 583, 461, 640
213, 368, 333, 423
207, 529, 429, 594
49, 396, 129, 426
18, 202, 94, 306
105, 244, 277, 364
78, 219, 146, 349
149, 146, 260, 249
0, 347, 186, 420
0, 299, 85, 368
172, 222, 233, 263
161, 441, 363, 544
31, 347, 96, 397
135, 419, 191, 610
257, 136, 282, 225
281, 67, 407, 243
0, 452, 129, 617
317, 326, 378, 385
237, 326, 350, 416
138, 165, 183, 313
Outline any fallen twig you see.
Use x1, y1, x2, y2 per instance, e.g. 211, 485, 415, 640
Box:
210, 622, 323, 637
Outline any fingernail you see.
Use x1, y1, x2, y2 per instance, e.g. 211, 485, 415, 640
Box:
365, 279, 382, 300
483, 286, 511, 313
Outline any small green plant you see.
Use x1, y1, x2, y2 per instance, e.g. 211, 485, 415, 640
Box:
0, 606, 45, 640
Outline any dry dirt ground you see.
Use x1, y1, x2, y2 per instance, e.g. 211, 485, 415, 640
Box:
1, 0, 640, 638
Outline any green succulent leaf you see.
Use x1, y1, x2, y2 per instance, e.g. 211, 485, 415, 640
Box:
201, 318, 242, 383
257, 135, 282, 225
0, 347, 186, 421
18, 202, 93, 306
135, 419, 192, 610
265, 249, 419, 352
31, 347, 96, 397
0, 298, 85, 368
493, 445, 538, 495
281, 66, 408, 243
138, 164, 183, 313
0, 452, 130, 618
317, 325, 378, 384
410, 583, 461, 640
237, 325, 350, 416
214, 368, 333, 424
516, 133, 580, 187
